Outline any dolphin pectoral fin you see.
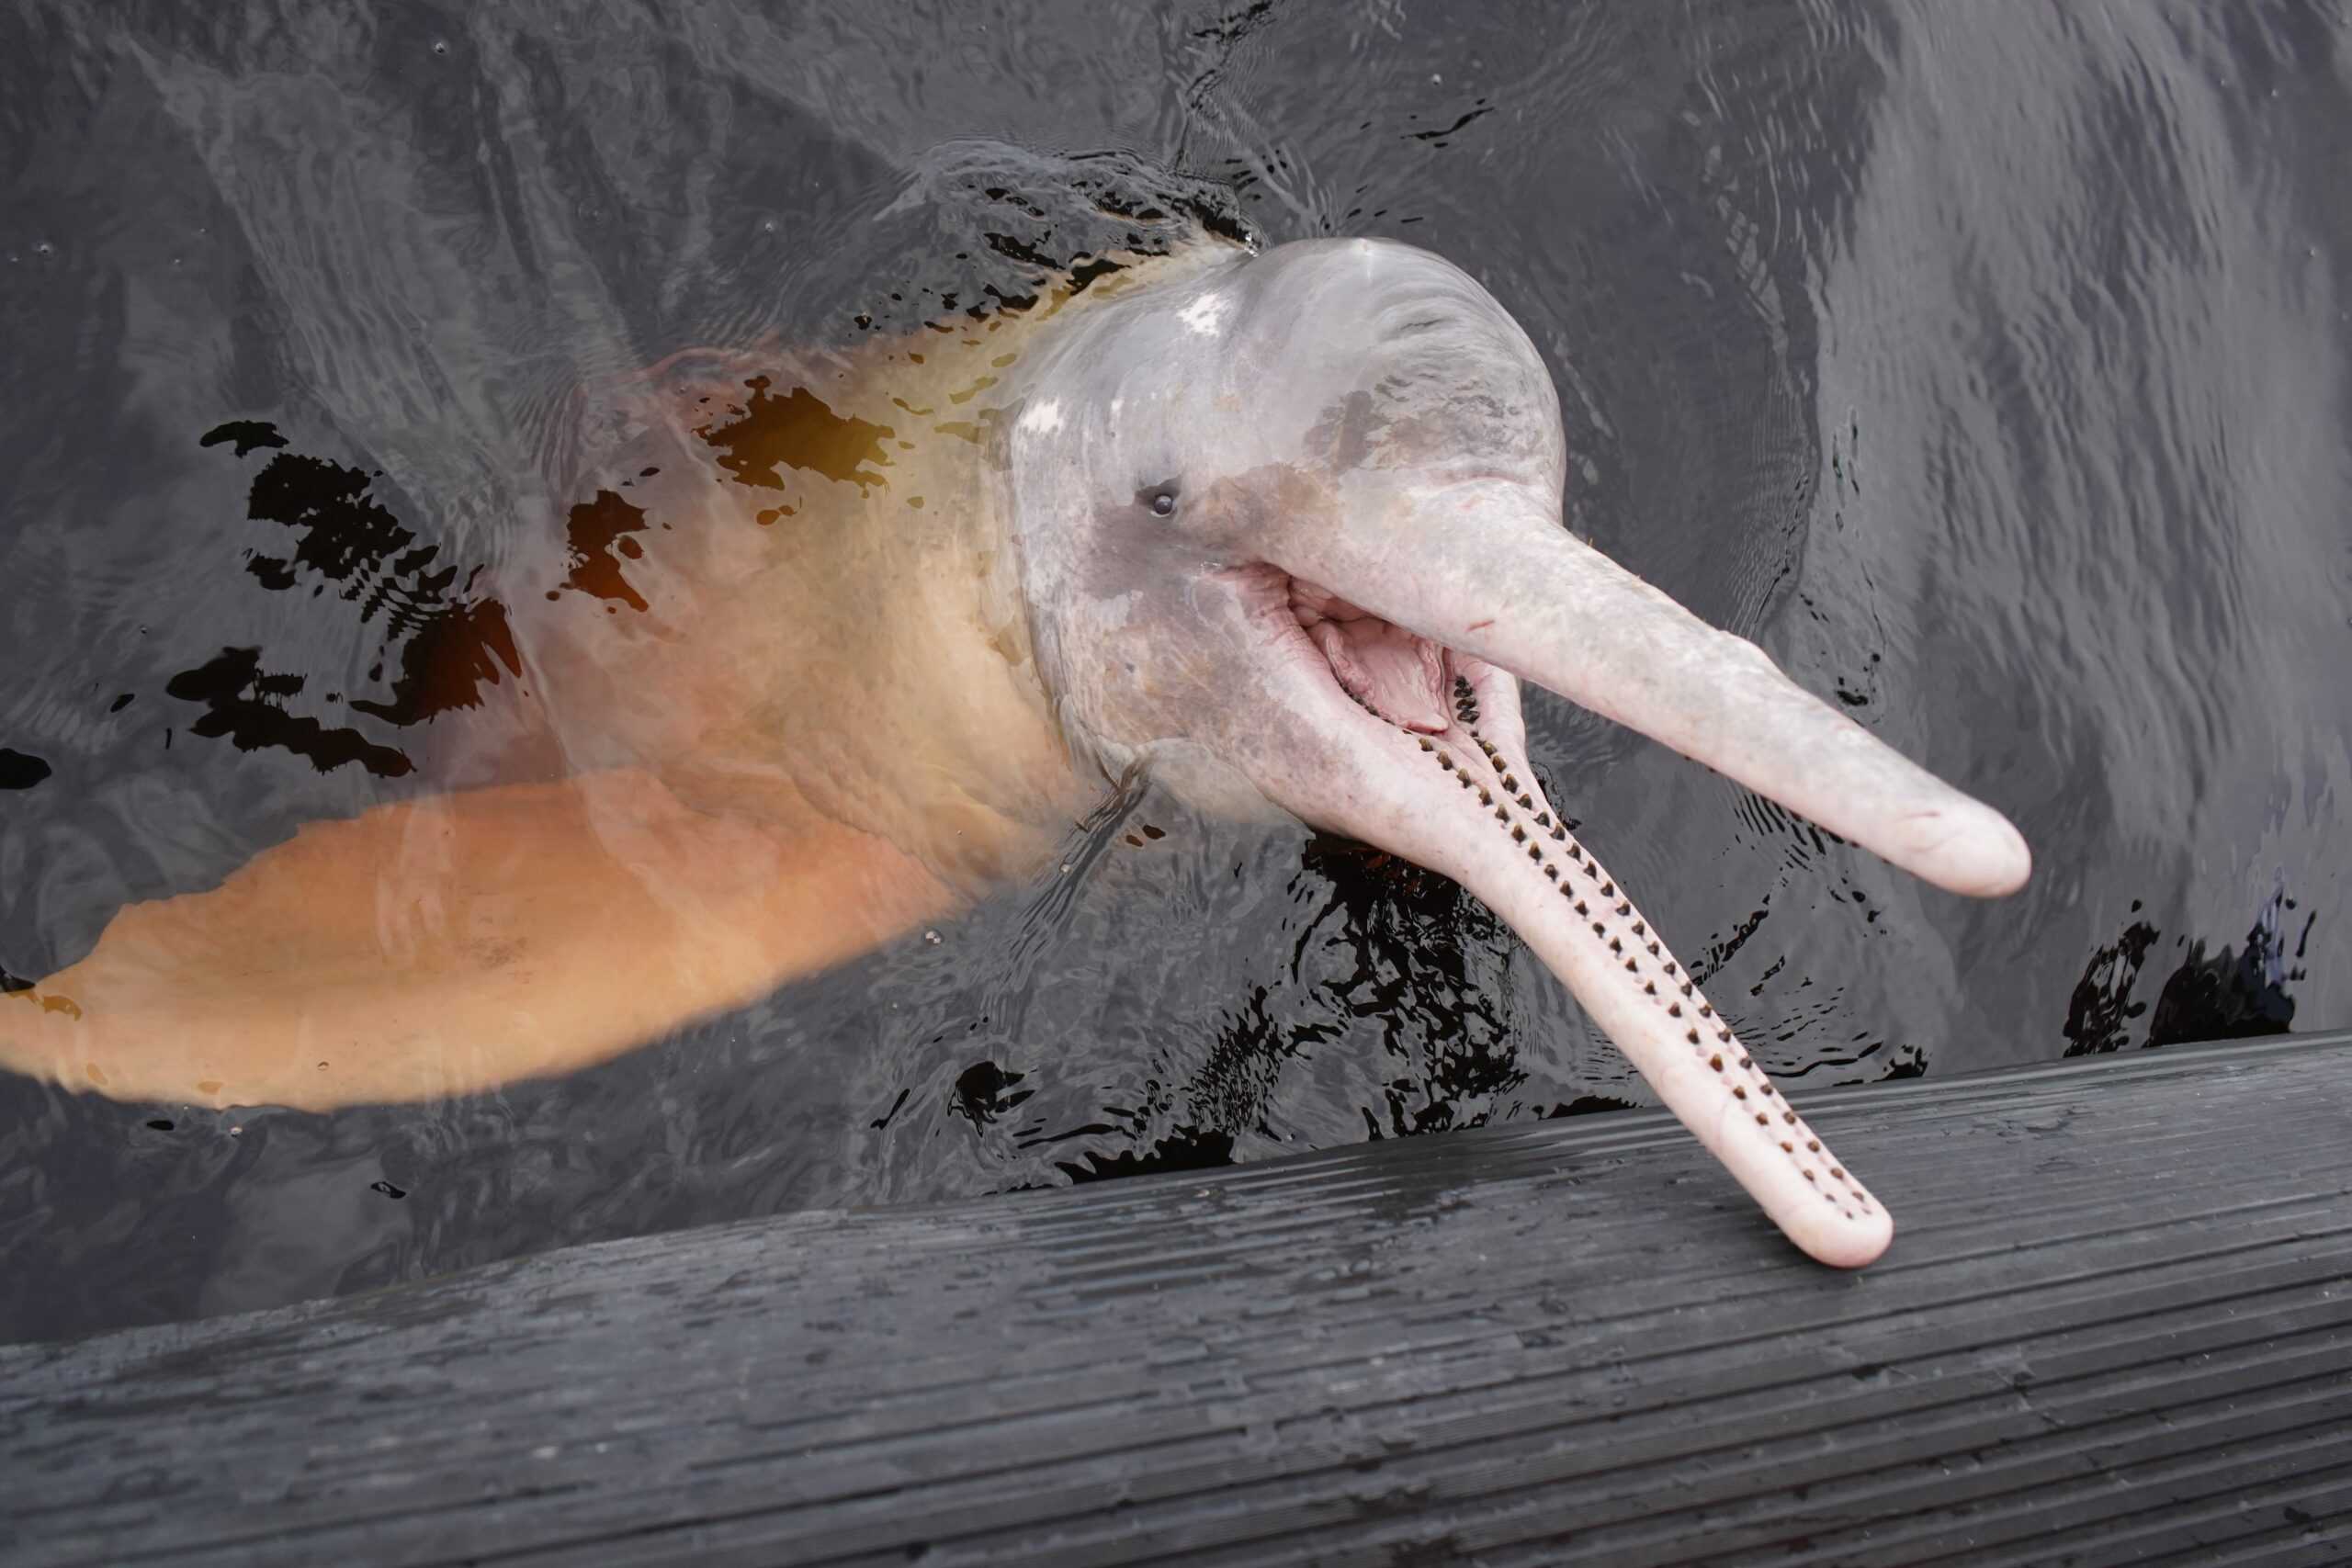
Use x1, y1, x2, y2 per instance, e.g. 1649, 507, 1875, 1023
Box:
0, 770, 956, 1111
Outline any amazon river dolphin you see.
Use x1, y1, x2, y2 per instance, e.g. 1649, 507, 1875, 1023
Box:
2, 234, 2028, 1267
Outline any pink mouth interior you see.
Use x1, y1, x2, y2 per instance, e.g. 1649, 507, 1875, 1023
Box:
1291, 579, 1452, 732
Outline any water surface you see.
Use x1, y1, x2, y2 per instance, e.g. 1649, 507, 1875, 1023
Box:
2, 0, 2346, 1341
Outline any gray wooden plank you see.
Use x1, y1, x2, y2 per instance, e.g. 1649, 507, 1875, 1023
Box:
4, 1032, 2349, 1567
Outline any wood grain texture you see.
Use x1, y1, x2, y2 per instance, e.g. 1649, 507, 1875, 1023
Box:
6, 1033, 2350, 1567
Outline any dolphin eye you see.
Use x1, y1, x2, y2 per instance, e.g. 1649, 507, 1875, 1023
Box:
1139, 482, 1181, 519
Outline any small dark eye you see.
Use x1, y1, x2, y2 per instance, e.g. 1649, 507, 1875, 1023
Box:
1138, 482, 1180, 518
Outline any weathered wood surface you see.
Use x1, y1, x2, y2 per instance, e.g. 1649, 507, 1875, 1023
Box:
5, 1032, 2350, 1567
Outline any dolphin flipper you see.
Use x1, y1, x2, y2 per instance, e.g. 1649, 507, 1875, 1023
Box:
2, 770, 954, 1110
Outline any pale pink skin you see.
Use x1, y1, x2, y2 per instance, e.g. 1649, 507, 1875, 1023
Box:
1005, 239, 2030, 1267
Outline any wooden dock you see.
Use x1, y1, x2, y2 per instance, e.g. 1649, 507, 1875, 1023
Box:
6, 1032, 2348, 1566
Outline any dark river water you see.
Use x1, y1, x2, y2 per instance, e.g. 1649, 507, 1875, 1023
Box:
2, 0, 2346, 1343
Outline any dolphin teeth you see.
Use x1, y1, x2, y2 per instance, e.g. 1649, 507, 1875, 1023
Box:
1544, 865, 1559, 880
1534, 812, 1551, 827
1516, 794, 1533, 809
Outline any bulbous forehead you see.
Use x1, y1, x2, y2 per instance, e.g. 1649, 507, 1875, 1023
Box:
1069, 238, 1566, 494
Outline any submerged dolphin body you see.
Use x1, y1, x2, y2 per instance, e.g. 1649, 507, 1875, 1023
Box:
3, 234, 2027, 1267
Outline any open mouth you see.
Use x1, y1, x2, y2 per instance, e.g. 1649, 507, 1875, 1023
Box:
1289, 576, 1455, 731
1260, 564, 1895, 1269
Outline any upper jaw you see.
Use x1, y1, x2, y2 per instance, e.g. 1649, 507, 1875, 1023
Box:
1259, 479, 2031, 899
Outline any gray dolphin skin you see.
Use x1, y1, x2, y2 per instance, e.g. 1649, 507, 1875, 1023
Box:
1, 232, 2029, 1270
1001, 237, 2030, 1267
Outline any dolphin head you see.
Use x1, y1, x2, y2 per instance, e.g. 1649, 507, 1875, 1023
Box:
1002, 237, 2030, 1266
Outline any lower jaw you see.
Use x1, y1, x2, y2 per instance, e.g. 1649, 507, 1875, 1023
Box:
1272, 592, 1894, 1266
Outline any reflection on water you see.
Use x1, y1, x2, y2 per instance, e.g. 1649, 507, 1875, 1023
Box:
2, 0, 2346, 1339
2065, 883, 2307, 1057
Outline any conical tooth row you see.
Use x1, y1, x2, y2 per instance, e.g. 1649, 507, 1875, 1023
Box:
1421, 725, 1871, 1223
